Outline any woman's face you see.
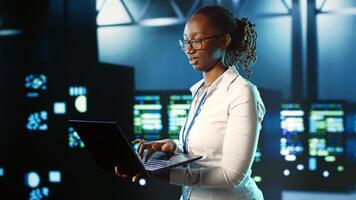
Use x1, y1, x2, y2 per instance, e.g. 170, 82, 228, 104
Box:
183, 14, 224, 72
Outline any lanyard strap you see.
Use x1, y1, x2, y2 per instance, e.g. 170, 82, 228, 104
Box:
181, 82, 209, 153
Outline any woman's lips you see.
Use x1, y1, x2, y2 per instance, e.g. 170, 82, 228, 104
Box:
189, 57, 199, 65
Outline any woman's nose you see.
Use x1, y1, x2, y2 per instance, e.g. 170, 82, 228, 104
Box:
185, 44, 195, 55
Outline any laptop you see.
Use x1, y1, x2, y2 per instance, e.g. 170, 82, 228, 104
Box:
68, 120, 202, 177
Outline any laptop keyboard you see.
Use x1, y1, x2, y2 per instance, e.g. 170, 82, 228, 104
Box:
143, 159, 175, 171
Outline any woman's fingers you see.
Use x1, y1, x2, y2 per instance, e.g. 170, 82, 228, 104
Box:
114, 166, 128, 178
146, 142, 164, 162
131, 139, 143, 144
161, 143, 172, 153
138, 142, 147, 159
134, 140, 168, 161
144, 145, 158, 162
133, 139, 146, 158
132, 172, 143, 183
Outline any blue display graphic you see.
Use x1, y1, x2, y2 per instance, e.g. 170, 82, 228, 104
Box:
53, 102, 66, 115
25, 170, 62, 199
29, 187, 49, 200
69, 86, 86, 97
167, 95, 192, 140
0, 167, 4, 177
68, 86, 87, 113
25, 74, 47, 98
68, 127, 85, 149
133, 95, 163, 140
26, 111, 48, 131
280, 103, 306, 176
308, 103, 345, 176
25, 171, 41, 188
48, 171, 61, 183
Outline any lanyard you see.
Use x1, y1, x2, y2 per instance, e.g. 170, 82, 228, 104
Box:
181, 82, 209, 153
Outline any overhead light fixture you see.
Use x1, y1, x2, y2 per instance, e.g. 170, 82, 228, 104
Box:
96, 0, 133, 26
139, 0, 185, 27
96, 0, 202, 27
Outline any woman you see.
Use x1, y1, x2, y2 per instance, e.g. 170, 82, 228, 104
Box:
115, 5, 266, 200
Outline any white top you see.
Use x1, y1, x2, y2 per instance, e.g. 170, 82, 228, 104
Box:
170, 67, 266, 200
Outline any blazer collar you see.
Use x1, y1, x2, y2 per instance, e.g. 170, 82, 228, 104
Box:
189, 66, 239, 95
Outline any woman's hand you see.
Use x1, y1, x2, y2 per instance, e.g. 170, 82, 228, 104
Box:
113, 138, 176, 182
132, 139, 177, 162
114, 165, 142, 183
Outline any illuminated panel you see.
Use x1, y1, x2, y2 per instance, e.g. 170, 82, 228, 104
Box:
25, 74, 47, 98
308, 103, 345, 176
133, 95, 163, 140
167, 95, 192, 140
68, 127, 85, 149
280, 103, 306, 176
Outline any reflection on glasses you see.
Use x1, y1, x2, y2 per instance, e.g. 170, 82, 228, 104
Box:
178, 34, 220, 51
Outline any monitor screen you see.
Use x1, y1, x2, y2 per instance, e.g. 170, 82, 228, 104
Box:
280, 103, 305, 161
167, 95, 192, 140
133, 95, 163, 140
280, 103, 306, 177
308, 102, 345, 176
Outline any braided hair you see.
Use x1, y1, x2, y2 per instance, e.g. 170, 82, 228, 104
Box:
194, 5, 257, 79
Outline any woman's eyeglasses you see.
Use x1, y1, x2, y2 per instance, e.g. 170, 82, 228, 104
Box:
178, 34, 220, 51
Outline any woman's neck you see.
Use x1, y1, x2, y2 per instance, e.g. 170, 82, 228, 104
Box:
202, 61, 227, 87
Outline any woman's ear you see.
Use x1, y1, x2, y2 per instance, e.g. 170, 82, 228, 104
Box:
221, 34, 231, 49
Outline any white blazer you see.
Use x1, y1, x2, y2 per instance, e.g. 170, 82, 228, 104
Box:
170, 67, 266, 200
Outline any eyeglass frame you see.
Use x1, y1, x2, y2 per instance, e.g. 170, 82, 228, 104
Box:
178, 34, 221, 51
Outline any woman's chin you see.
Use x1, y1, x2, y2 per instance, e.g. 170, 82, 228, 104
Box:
191, 63, 205, 72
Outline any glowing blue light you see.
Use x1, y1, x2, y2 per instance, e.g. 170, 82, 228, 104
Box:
68, 127, 85, 149
308, 157, 317, 171
27, 111, 48, 131
138, 178, 147, 186
29, 187, 49, 200
280, 138, 287, 143
53, 102, 66, 115
42, 187, 49, 197
140, 18, 184, 27
49, 171, 61, 183
27, 93, 39, 98
69, 86, 87, 97
0, 167, 4, 177
283, 169, 290, 176
285, 155, 297, 161
26, 171, 40, 188
296, 164, 304, 171
280, 110, 304, 117
25, 74, 47, 90
0, 29, 23, 36
323, 170, 330, 177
